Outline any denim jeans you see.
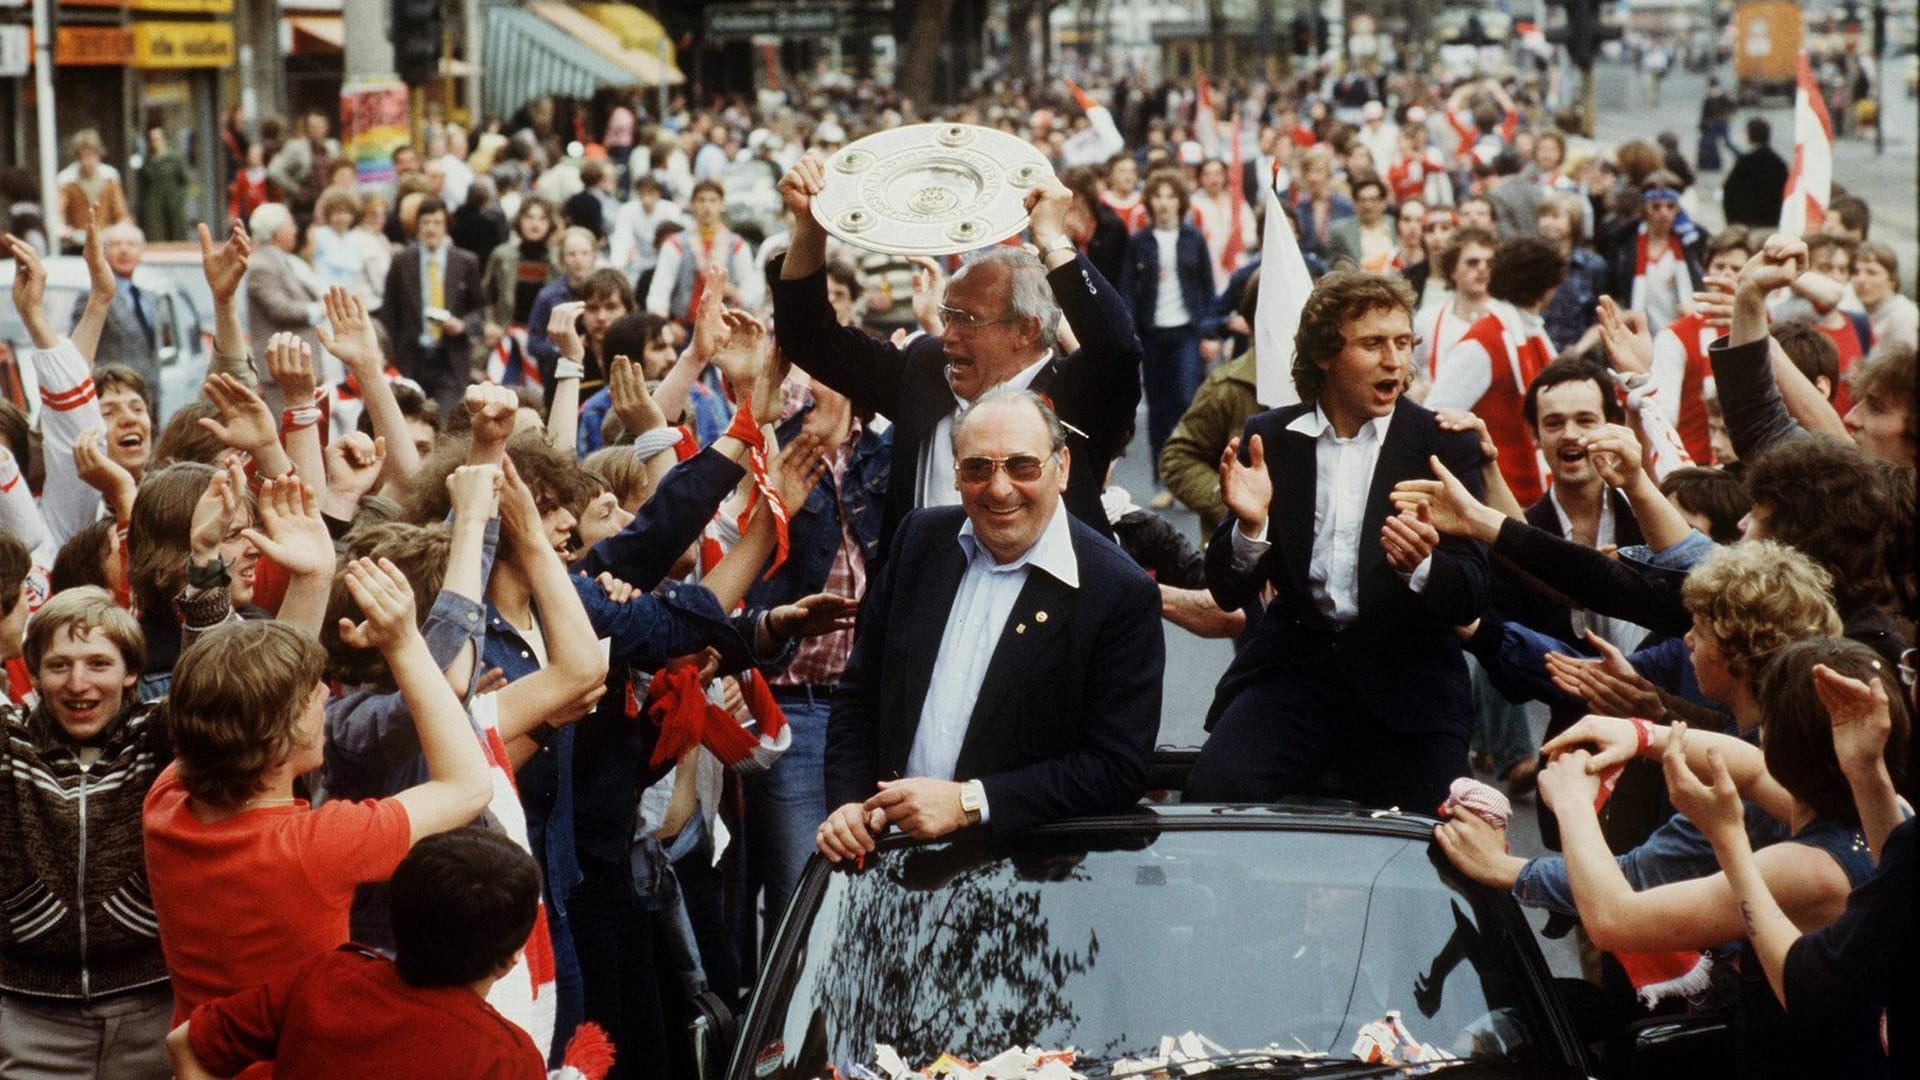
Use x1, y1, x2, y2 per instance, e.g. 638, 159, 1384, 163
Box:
747, 687, 830, 945
1467, 653, 1534, 775
1143, 326, 1203, 485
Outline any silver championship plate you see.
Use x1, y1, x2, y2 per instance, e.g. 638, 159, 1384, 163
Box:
810, 123, 1056, 256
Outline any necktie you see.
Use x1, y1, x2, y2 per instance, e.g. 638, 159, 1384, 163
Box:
427, 252, 445, 344
128, 284, 154, 348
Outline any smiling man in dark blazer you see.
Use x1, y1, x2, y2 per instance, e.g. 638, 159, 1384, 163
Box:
1189, 271, 1490, 813
771, 151, 1143, 558
817, 388, 1163, 860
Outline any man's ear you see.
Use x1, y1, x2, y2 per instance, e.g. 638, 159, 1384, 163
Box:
1056, 446, 1072, 492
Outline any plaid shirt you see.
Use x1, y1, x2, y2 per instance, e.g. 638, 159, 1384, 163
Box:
774, 420, 868, 688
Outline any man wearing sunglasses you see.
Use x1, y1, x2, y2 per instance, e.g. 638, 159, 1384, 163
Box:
1187, 271, 1490, 814
816, 389, 1162, 860
772, 151, 1144, 561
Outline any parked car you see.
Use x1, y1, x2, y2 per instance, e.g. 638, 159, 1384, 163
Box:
717, 801, 1603, 1079
0, 244, 218, 424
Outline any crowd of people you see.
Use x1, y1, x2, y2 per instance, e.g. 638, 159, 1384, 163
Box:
0, 55, 1914, 1080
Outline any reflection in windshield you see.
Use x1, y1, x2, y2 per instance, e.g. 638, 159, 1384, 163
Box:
750, 830, 1544, 1078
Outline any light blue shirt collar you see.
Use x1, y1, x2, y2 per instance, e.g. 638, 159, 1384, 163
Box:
956, 498, 1080, 589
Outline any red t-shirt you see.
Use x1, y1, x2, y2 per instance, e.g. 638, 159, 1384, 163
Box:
1817, 318, 1866, 416
187, 946, 546, 1080
143, 763, 412, 1026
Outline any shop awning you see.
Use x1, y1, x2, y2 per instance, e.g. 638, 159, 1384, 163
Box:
287, 14, 344, 54
485, 4, 683, 121
529, 2, 683, 88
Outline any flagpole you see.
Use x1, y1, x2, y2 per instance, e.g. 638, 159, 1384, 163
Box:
31, 0, 59, 244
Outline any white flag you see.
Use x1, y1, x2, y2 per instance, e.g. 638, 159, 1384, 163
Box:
1777, 53, 1832, 237
1255, 171, 1313, 408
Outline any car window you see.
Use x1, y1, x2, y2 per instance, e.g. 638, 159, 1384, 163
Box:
747, 828, 1554, 1077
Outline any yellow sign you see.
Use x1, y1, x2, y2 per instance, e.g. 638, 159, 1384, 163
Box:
129, 0, 233, 11
132, 20, 234, 68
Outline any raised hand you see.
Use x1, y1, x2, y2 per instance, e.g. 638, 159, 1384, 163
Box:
1219, 435, 1273, 534
1812, 662, 1894, 781
770, 430, 830, 512
199, 220, 253, 303
1545, 649, 1665, 718
72, 428, 137, 517
267, 331, 320, 406
690, 265, 732, 361
80, 203, 113, 301
324, 431, 387, 501
607, 355, 666, 436
497, 455, 548, 554
188, 459, 247, 562
1578, 423, 1646, 490
1432, 407, 1498, 464
1391, 455, 1497, 541
771, 592, 859, 639
1661, 722, 1744, 840
1023, 177, 1075, 247
547, 300, 587, 362
4, 233, 51, 345
1693, 274, 1737, 331
777, 150, 827, 218
464, 382, 520, 453
445, 462, 503, 525
1595, 295, 1653, 375
907, 255, 947, 335
802, 380, 852, 448
1737, 233, 1808, 297
314, 285, 381, 372
336, 556, 420, 652
712, 308, 769, 390
199, 372, 281, 455
242, 476, 336, 579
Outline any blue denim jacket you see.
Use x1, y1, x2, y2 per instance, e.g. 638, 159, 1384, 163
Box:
1515, 800, 1792, 916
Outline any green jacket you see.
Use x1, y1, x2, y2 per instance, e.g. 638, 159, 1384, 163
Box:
1158, 347, 1262, 539
135, 152, 193, 243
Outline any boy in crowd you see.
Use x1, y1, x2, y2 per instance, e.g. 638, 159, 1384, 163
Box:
166, 828, 547, 1080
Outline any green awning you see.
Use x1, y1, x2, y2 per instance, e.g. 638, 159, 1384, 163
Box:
484, 5, 644, 120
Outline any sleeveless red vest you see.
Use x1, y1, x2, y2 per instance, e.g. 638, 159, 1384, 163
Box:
1666, 313, 1716, 465
1459, 310, 1552, 506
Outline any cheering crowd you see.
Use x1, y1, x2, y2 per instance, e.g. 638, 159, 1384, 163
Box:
0, 58, 1914, 1080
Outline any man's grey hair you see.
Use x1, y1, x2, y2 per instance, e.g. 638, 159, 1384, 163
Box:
962, 247, 1062, 352
100, 221, 145, 246
249, 202, 293, 243
951, 386, 1067, 455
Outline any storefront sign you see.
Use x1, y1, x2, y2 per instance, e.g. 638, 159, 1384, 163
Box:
132, 21, 234, 68
704, 4, 840, 38
56, 25, 136, 65
130, 0, 235, 13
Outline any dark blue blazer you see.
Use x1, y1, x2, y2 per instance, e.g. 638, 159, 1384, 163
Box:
1203, 400, 1489, 737
825, 506, 1164, 833
771, 253, 1143, 557
1119, 223, 1222, 337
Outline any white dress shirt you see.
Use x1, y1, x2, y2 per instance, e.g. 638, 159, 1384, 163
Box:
1548, 487, 1650, 653
1230, 406, 1431, 624
905, 501, 1081, 818
913, 350, 1054, 509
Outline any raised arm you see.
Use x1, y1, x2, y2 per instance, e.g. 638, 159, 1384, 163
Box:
70, 206, 115, 363
337, 556, 493, 844
542, 300, 587, 455
492, 458, 609, 746
264, 334, 326, 490
315, 286, 425, 490
198, 373, 296, 481
776, 151, 828, 281
199, 221, 256, 383
10, 233, 109, 543
437, 461, 500, 695
241, 476, 337, 638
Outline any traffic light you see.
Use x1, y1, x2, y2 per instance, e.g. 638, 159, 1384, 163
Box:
1543, 0, 1620, 71
394, 0, 443, 88
1291, 13, 1313, 57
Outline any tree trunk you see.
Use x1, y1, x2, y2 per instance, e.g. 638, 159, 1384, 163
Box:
899, 0, 959, 107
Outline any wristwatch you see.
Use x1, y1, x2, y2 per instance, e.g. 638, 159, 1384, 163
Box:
1038, 235, 1075, 259
959, 779, 985, 826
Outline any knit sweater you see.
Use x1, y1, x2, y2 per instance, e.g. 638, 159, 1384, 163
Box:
0, 701, 173, 1000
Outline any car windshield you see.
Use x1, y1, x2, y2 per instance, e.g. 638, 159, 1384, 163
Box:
744, 825, 1556, 1078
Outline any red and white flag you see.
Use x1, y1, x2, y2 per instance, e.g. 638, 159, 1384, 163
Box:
1059, 79, 1126, 167
1777, 53, 1832, 237
1193, 71, 1221, 159
1255, 161, 1314, 408
1221, 117, 1248, 274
